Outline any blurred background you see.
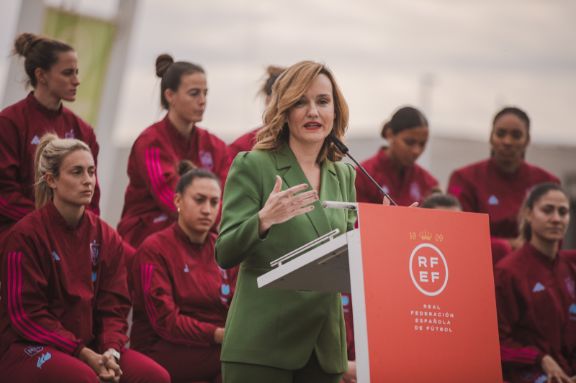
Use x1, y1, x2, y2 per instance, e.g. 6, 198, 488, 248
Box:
1, 0, 575, 243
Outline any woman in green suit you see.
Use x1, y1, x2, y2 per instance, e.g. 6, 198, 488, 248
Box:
216, 61, 356, 383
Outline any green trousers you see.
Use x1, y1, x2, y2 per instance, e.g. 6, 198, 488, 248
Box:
222, 352, 343, 383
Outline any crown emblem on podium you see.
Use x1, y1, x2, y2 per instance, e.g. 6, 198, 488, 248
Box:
419, 231, 433, 241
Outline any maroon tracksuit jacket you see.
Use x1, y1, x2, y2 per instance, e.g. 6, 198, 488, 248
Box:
0, 93, 100, 242
228, 127, 259, 160
118, 116, 230, 248
495, 243, 576, 382
130, 224, 236, 382
130, 223, 236, 352
447, 158, 559, 239
0, 202, 130, 357
355, 147, 439, 206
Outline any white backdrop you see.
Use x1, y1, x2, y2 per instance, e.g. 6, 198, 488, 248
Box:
1, 0, 575, 147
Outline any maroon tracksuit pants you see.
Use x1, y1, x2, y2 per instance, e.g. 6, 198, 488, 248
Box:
0, 343, 170, 383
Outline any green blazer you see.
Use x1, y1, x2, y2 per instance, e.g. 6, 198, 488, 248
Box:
216, 144, 356, 373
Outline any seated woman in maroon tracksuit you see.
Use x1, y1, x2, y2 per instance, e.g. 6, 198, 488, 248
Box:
355, 106, 439, 207
0, 134, 169, 383
0, 33, 100, 245
448, 107, 559, 245
130, 161, 236, 383
118, 54, 230, 248
495, 183, 576, 383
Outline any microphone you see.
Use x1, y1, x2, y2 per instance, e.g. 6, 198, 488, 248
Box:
329, 134, 398, 206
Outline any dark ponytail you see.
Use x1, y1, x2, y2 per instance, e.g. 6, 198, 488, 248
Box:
381, 106, 428, 139
175, 160, 219, 194
259, 65, 285, 98
13, 32, 74, 88
156, 53, 204, 109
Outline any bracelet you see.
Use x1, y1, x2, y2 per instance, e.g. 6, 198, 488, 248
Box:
108, 349, 121, 363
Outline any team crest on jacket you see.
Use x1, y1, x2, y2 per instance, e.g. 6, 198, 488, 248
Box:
90, 240, 100, 266
569, 304, 576, 320
409, 182, 422, 201
566, 277, 575, 299
199, 151, 214, 170
488, 195, 499, 205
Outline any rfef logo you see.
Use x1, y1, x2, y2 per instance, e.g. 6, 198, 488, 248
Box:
409, 243, 448, 296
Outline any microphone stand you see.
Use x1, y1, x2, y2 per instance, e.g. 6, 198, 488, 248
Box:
329, 135, 398, 206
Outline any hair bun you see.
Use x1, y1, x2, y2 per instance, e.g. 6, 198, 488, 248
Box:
156, 54, 174, 78
261, 65, 286, 97
37, 132, 58, 152
266, 65, 284, 77
177, 160, 197, 176
380, 121, 391, 138
13, 33, 40, 57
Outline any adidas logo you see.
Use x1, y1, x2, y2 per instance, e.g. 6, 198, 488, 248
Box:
221, 283, 230, 296
341, 295, 350, 306
153, 214, 168, 223
36, 352, 51, 369
31, 135, 40, 145
488, 195, 499, 205
183, 264, 190, 273
51, 251, 60, 262
534, 375, 547, 383
532, 282, 546, 293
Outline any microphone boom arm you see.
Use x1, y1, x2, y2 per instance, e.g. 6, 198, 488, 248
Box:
329, 135, 398, 206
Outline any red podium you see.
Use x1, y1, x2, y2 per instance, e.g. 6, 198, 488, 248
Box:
258, 203, 503, 382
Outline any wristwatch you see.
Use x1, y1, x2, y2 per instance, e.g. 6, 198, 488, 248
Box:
108, 349, 121, 363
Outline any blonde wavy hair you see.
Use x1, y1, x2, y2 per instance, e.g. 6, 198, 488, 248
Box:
254, 61, 349, 162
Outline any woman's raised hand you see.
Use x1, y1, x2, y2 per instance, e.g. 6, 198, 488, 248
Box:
258, 176, 318, 236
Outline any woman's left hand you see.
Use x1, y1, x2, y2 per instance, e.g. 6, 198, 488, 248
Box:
258, 176, 318, 235
341, 360, 357, 383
